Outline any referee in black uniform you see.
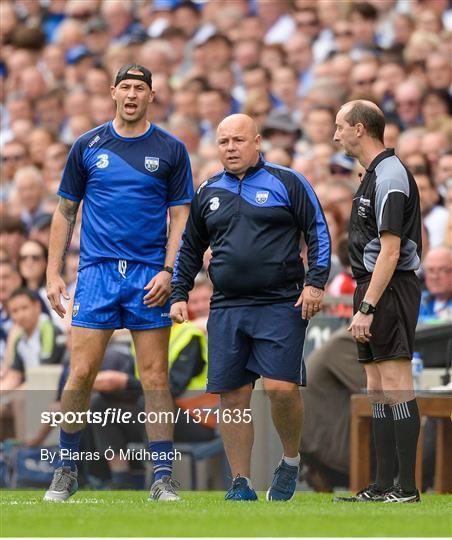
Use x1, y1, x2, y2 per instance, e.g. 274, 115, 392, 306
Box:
334, 100, 422, 503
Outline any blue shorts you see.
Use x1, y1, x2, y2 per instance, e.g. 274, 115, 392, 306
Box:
72, 260, 172, 330
206, 302, 308, 393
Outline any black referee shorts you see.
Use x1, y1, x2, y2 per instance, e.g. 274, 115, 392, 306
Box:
353, 271, 421, 363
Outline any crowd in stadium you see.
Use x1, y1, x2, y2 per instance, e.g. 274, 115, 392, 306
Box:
0, 0, 451, 490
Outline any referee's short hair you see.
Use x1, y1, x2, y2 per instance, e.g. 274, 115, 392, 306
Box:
344, 101, 385, 143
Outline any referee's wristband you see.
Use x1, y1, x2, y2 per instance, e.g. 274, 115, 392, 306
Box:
162, 266, 174, 275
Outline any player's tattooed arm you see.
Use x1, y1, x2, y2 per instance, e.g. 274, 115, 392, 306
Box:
58, 197, 80, 262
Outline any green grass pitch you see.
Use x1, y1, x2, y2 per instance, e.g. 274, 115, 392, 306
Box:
1, 490, 451, 537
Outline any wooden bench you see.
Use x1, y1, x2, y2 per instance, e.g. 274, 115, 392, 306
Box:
350, 393, 452, 493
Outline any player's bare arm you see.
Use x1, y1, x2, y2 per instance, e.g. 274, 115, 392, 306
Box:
46, 197, 80, 318
348, 231, 400, 342
144, 204, 190, 308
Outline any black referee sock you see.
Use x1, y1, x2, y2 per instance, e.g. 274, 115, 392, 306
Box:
391, 399, 420, 493
372, 403, 396, 491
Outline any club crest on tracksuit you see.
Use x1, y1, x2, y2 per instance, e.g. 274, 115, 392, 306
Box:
256, 191, 269, 204
209, 197, 220, 211
145, 157, 159, 172
73, 303, 80, 317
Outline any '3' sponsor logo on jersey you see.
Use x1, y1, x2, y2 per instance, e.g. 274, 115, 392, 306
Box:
96, 154, 109, 169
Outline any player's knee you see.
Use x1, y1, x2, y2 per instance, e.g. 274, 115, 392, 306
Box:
139, 369, 169, 390
220, 385, 251, 409
69, 363, 98, 388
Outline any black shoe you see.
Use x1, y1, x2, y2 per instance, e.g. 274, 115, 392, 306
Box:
383, 486, 421, 503
333, 483, 390, 502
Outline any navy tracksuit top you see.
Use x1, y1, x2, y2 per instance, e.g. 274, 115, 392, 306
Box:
171, 157, 331, 308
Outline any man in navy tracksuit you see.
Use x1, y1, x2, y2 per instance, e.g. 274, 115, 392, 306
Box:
171, 114, 331, 501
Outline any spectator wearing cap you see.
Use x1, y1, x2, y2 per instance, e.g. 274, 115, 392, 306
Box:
65, 45, 95, 85
262, 110, 301, 156
329, 153, 356, 182
12, 166, 46, 232
83, 17, 110, 56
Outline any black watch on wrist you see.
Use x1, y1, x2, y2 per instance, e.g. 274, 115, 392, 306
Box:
358, 300, 377, 315
162, 266, 174, 275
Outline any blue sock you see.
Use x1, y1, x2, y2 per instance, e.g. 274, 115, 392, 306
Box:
57, 429, 81, 470
148, 440, 173, 481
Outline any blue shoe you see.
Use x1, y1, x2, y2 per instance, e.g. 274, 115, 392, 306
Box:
266, 460, 298, 501
225, 475, 258, 501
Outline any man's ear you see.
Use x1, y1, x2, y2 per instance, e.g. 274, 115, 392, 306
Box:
355, 122, 365, 138
148, 90, 156, 104
110, 86, 117, 102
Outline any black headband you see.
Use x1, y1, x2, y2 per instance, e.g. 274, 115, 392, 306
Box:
114, 64, 152, 89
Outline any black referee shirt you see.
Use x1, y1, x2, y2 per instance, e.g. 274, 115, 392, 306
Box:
348, 148, 422, 280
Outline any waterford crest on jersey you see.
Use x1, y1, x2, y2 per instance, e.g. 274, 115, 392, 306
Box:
58, 122, 193, 269
348, 149, 422, 280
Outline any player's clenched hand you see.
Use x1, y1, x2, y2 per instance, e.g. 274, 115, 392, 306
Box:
170, 301, 189, 323
46, 275, 70, 318
143, 271, 172, 307
295, 285, 324, 320
348, 312, 373, 343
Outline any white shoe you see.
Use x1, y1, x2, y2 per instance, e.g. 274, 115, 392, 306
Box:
149, 475, 181, 501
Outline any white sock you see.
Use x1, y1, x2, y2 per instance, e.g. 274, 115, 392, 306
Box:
282, 454, 300, 467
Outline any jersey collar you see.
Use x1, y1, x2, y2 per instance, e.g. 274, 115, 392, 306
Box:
365, 148, 395, 173
224, 154, 265, 180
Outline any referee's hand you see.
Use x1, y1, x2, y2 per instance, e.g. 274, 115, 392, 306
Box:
143, 271, 172, 307
348, 312, 373, 343
170, 301, 189, 323
47, 275, 70, 318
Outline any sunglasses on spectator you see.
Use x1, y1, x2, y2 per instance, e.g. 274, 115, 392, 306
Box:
330, 165, 352, 175
297, 20, 319, 27
410, 165, 428, 174
1, 154, 26, 162
334, 31, 353, 37
252, 109, 271, 117
19, 254, 45, 262
354, 78, 377, 86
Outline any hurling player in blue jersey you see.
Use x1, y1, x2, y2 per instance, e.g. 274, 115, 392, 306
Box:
44, 64, 193, 502
171, 114, 331, 502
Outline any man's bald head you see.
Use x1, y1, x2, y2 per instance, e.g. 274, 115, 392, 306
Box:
217, 113, 258, 139
216, 114, 261, 179
340, 100, 385, 143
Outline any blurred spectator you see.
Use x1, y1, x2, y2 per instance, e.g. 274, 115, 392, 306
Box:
419, 247, 452, 321
35, 89, 65, 136
1, 288, 65, 392
284, 33, 314, 97
436, 151, 452, 197
421, 129, 451, 179
329, 153, 356, 184
0, 216, 26, 266
262, 110, 300, 155
302, 105, 336, 146
257, 0, 295, 45
421, 89, 452, 129
241, 89, 272, 131
414, 172, 448, 248
28, 127, 56, 168
0, 260, 22, 364
425, 52, 452, 91
1, 140, 29, 190
12, 166, 46, 231
29, 214, 53, 248
394, 80, 424, 129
